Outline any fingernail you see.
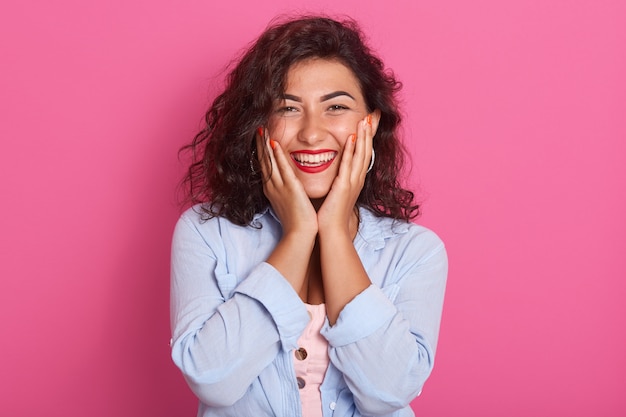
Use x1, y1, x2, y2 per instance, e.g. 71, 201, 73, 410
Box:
350, 134, 356, 143
257, 127, 264, 137
270, 139, 277, 149
366, 114, 372, 126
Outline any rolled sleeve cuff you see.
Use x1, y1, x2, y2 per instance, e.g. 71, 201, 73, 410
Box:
322, 284, 396, 347
235, 262, 309, 352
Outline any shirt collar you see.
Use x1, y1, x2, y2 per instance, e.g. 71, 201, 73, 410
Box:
252, 205, 281, 225
356, 206, 410, 250
254, 205, 410, 251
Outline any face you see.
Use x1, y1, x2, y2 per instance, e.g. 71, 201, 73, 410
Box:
267, 58, 376, 201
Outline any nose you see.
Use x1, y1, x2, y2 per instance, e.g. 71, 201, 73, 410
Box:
297, 112, 325, 145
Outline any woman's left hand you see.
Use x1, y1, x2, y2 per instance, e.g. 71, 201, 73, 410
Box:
317, 114, 373, 237
317, 114, 376, 325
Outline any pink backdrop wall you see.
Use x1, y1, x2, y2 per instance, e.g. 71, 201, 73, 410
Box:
1, 0, 624, 416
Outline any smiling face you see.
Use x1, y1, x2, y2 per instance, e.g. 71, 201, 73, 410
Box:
267, 58, 374, 202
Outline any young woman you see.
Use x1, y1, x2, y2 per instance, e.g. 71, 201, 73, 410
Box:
170, 16, 447, 417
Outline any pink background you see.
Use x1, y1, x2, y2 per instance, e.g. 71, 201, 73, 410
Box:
1, 0, 625, 416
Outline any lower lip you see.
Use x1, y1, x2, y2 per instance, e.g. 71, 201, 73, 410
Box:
293, 159, 335, 173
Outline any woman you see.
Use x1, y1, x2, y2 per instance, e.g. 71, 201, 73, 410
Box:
170, 16, 447, 417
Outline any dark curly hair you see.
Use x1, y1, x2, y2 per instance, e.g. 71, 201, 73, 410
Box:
180, 15, 420, 225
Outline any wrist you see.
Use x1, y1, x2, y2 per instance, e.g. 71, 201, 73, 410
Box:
317, 226, 353, 244
282, 227, 318, 245
318, 210, 358, 241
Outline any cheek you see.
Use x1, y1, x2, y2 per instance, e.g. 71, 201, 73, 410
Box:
328, 117, 359, 143
266, 118, 291, 141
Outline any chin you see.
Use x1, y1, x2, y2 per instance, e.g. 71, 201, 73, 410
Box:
306, 191, 330, 201
304, 185, 331, 201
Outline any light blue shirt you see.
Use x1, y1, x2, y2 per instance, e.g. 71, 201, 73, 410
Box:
170, 205, 447, 417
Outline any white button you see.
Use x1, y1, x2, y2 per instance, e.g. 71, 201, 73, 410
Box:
329, 401, 336, 410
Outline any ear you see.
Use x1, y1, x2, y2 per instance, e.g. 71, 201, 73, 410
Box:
370, 109, 382, 137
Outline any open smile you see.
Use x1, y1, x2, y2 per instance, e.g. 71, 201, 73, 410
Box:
290, 150, 337, 173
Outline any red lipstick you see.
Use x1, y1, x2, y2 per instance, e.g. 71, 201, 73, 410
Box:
290, 149, 337, 174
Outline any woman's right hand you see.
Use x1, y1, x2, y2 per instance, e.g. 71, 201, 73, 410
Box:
256, 130, 317, 299
256, 131, 318, 238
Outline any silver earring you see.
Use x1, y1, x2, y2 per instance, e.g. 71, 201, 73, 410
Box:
250, 149, 257, 174
367, 149, 375, 173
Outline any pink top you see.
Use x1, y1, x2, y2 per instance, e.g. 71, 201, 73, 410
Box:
294, 303, 330, 417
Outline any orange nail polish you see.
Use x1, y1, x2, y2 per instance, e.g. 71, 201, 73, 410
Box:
350, 134, 356, 143
270, 139, 277, 149
366, 114, 372, 126
257, 127, 264, 137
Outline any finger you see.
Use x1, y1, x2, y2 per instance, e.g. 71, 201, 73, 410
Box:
266, 139, 284, 188
257, 130, 285, 193
362, 115, 374, 180
270, 139, 302, 187
337, 132, 357, 181
352, 117, 369, 182
267, 140, 313, 218
365, 113, 374, 157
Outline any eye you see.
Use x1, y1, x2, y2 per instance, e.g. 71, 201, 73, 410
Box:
275, 106, 299, 114
328, 104, 349, 112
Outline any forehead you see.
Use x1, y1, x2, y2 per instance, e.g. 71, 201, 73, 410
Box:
284, 58, 363, 96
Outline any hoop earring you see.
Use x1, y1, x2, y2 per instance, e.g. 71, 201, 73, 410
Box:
250, 148, 257, 174
367, 149, 375, 173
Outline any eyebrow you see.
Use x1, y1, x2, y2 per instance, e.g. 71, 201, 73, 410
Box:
282, 91, 356, 102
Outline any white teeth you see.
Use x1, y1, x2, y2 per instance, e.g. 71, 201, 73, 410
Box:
292, 152, 336, 166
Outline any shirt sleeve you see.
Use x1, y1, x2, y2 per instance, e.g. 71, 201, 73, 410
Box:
169, 212, 309, 407
321, 228, 448, 415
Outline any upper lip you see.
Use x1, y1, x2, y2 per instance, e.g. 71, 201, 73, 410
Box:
290, 149, 337, 165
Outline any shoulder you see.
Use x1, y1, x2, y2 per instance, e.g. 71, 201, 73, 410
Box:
358, 207, 445, 256
173, 204, 277, 240
174, 204, 219, 235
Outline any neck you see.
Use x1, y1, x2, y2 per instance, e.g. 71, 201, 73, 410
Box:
310, 198, 324, 212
